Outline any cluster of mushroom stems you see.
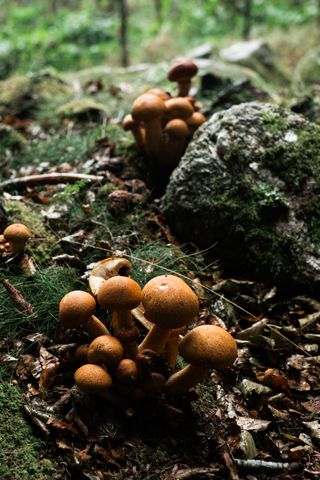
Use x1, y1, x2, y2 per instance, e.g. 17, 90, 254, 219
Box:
122, 58, 206, 170
59, 257, 237, 404
0, 223, 30, 257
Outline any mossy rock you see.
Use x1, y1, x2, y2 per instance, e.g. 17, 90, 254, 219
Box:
163, 102, 320, 289
0, 70, 74, 117
56, 97, 107, 120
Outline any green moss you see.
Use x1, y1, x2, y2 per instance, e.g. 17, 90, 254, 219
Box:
0, 380, 58, 480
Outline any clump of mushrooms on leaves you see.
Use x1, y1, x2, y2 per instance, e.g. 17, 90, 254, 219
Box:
122, 58, 207, 174
57, 256, 238, 413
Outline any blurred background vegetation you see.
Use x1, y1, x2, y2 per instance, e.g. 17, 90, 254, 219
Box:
0, 0, 319, 79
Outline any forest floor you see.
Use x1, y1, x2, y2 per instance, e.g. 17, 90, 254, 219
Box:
0, 53, 320, 480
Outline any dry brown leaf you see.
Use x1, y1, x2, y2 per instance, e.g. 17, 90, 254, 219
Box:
235, 416, 271, 432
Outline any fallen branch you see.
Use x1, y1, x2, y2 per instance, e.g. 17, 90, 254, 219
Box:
0, 172, 104, 190
2, 279, 35, 316
234, 458, 300, 471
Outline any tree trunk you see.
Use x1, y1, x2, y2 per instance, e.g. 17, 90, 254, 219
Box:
154, 0, 163, 25
242, 0, 253, 40
118, 0, 129, 67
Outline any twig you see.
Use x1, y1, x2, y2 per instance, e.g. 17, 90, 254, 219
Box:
0, 172, 104, 190
222, 450, 240, 480
234, 458, 300, 471
1, 279, 35, 316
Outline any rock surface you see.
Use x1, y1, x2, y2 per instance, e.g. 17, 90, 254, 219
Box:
162, 102, 320, 288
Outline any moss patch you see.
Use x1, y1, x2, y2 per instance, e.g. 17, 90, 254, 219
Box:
0, 378, 59, 480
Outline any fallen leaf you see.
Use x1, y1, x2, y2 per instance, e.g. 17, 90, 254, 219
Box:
235, 416, 271, 432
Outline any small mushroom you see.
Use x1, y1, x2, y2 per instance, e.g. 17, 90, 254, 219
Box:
186, 111, 207, 136
131, 93, 166, 158
74, 363, 113, 397
122, 114, 145, 151
167, 59, 198, 97
115, 358, 139, 386
88, 257, 132, 297
87, 335, 123, 366
75, 344, 90, 364
165, 325, 237, 394
3, 223, 30, 254
97, 276, 142, 358
165, 97, 194, 121
59, 290, 109, 338
161, 118, 189, 168
139, 275, 199, 355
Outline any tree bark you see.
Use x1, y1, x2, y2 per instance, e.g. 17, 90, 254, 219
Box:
118, 0, 129, 67
242, 0, 253, 40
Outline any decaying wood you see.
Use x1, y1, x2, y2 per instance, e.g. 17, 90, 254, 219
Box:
0, 172, 104, 190
234, 458, 300, 471
2, 278, 35, 316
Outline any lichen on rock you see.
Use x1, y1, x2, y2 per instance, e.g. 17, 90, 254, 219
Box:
162, 102, 320, 288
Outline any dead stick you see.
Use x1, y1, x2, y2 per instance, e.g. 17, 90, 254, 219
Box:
2, 279, 35, 316
234, 459, 300, 471
0, 173, 104, 190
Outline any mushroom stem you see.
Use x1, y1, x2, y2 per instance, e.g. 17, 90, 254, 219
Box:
165, 364, 209, 394
84, 315, 110, 338
164, 328, 183, 369
144, 118, 163, 158
177, 80, 192, 97
138, 324, 171, 355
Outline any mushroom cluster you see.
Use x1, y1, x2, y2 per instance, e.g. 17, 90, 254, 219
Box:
0, 223, 30, 257
122, 58, 206, 172
58, 257, 237, 405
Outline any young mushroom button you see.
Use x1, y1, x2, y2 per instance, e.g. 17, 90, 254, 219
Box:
97, 276, 142, 358
3, 223, 30, 254
59, 290, 109, 338
74, 364, 113, 398
165, 325, 238, 394
139, 275, 199, 356
87, 335, 123, 366
131, 93, 166, 158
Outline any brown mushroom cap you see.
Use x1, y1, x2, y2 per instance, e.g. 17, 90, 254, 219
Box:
122, 114, 139, 131
165, 97, 194, 120
115, 358, 139, 385
75, 344, 90, 363
59, 290, 96, 329
97, 276, 142, 311
87, 335, 124, 366
89, 257, 132, 297
186, 111, 206, 131
74, 364, 112, 395
167, 59, 198, 82
3, 223, 30, 252
142, 275, 199, 329
131, 93, 166, 122
164, 119, 189, 140
179, 325, 237, 369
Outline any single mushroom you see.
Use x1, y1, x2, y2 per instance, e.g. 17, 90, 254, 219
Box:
74, 363, 113, 398
131, 93, 166, 158
165, 97, 194, 121
59, 290, 109, 338
167, 59, 198, 97
97, 276, 142, 358
87, 334, 123, 366
122, 114, 145, 151
165, 325, 237, 394
115, 358, 139, 386
161, 118, 189, 168
75, 344, 90, 364
186, 111, 207, 136
139, 275, 199, 355
3, 223, 30, 254
88, 257, 132, 298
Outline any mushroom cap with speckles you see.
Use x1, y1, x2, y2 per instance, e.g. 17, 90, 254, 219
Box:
59, 290, 96, 329
141, 274, 199, 329
87, 335, 123, 366
179, 325, 237, 369
97, 275, 142, 311
74, 364, 112, 395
